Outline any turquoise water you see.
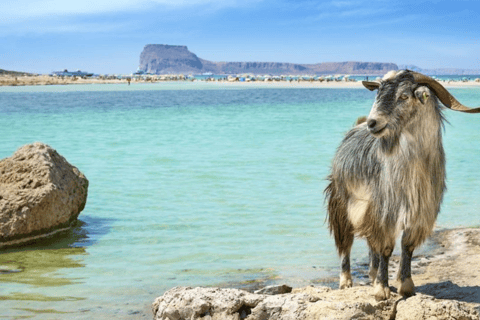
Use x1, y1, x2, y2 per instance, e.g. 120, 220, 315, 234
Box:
0, 82, 479, 319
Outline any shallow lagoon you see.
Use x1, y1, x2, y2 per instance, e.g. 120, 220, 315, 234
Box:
1, 83, 479, 319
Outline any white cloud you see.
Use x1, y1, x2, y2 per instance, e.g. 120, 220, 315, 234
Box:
277, 0, 399, 24
2, 0, 130, 19
0, 0, 263, 35
0, 0, 260, 21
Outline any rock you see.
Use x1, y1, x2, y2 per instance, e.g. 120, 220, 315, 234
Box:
0, 142, 88, 248
153, 286, 382, 320
396, 293, 479, 320
153, 285, 480, 320
139, 45, 204, 75
254, 284, 292, 295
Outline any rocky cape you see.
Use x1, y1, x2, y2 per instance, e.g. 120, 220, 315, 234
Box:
139, 44, 398, 75
0, 143, 88, 248
152, 228, 480, 319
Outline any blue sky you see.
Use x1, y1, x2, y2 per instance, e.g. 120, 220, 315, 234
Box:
1, 0, 479, 74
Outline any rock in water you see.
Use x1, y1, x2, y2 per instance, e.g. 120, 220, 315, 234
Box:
0, 143, 88, 248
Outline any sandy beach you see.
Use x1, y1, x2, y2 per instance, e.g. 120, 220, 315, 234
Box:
2, 74, 480, 88
0, 74, 132, 86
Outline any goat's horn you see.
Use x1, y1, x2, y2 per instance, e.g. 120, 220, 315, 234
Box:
362, 81, 380, 91
411, 72, 480, 113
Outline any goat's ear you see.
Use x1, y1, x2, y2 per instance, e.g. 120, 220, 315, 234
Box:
362, 81, 380, 91
414, 86, 430, 105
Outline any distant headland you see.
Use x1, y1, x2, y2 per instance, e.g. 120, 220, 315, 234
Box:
138, 44, 398, 75
2, 44, 480, 78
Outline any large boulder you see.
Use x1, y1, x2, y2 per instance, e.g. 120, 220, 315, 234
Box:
0, 142, 88, 248
152, 286, 479, 320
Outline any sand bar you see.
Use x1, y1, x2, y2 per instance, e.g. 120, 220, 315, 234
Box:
2, 74, 480, 89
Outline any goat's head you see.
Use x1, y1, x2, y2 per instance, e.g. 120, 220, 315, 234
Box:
362, 70, 480, 138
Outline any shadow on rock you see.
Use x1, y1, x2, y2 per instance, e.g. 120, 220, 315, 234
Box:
416, 281, 480, 304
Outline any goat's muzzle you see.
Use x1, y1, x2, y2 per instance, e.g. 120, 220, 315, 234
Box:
367, 118, 387, 136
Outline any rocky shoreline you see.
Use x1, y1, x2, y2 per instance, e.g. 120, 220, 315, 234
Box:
152, 228, 480, 319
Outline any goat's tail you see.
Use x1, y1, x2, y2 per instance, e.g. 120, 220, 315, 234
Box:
325, 177, 354, 256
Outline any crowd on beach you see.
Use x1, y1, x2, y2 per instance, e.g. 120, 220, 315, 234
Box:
1, 72, 480, 87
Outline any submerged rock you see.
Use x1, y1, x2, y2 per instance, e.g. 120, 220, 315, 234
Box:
0, 142, 88, 248
152, 285, 479, 320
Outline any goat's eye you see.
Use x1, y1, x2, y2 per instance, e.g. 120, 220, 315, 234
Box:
399, 94, 408, 100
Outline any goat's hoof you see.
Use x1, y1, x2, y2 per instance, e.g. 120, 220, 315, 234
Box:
374, 283, 391, 301
340, 272, 353, 289
399, 277, 415, 297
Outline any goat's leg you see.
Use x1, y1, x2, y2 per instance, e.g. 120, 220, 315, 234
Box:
326, 182, 354, 289
373, 247, 392, 301
368, 247, 379, 283
340, 245, 353, 289
397, 232, 415, 297
337, 230, 354, 289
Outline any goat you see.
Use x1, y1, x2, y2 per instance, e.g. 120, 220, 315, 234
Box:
325, 70, 480, 301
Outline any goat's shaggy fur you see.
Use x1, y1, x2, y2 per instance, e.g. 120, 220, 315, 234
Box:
325, 70, 448, 300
